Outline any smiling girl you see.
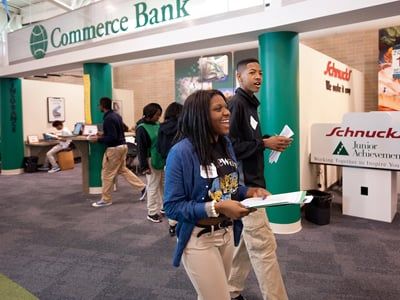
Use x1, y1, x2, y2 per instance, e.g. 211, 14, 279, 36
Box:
164, 89, 268, 300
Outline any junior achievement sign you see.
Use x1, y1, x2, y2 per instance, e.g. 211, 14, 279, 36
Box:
310, 112, 400, 170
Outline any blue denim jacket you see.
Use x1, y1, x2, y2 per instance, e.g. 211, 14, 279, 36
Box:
164, 137, 248, 267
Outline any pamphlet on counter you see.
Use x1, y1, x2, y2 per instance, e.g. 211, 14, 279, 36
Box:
242, 191, 313, 208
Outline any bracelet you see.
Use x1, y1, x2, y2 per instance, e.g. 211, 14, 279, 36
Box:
211, 200, 220, 217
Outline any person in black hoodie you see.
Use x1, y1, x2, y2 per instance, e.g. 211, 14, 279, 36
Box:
157, 102, 183, 236
228, 58, 291, 300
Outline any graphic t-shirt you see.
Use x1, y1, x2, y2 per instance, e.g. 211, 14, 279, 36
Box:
200, 140, 239, 203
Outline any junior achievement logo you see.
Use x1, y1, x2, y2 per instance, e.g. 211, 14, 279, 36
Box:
30, 25, 48, 59
333, 141, 349, 156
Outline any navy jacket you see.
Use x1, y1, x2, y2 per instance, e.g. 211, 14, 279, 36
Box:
164, 137, 248, 267
98, 110, 126, 147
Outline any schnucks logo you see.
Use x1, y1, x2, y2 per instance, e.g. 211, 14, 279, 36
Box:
30, 25, 48, 59
333, 142, 349, 156
324, 61, 352, 81
326, 127, 400, 138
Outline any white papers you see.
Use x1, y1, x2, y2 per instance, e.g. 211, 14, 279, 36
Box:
269, 125, 294, 164
242, 191, 311, 208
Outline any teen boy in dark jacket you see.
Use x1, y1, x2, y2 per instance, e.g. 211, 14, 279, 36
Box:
228, 58, 291, 300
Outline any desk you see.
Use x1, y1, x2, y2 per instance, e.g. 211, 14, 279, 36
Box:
26, 133, 135, 194
26, 136, 91, 193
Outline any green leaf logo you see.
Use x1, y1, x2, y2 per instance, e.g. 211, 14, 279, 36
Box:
30, 25, 48, 59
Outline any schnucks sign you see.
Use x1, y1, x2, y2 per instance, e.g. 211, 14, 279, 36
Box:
8, 0, 263, 62
310, 112, 400, 171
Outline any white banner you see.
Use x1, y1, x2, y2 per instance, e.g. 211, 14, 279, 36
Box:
8, 0, 263, 63
310, 112, 400, 170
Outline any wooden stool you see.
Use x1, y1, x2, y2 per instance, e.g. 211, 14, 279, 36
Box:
57, 149, 74, 170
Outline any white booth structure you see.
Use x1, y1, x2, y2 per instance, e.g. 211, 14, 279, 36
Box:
311, 112, 400, 222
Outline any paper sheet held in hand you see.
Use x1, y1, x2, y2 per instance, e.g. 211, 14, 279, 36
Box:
269, 125, 294, 164
242, 191, 313, 208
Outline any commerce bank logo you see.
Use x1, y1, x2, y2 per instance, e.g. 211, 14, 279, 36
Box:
333, 141, 349, 156
30, 25, 48, 59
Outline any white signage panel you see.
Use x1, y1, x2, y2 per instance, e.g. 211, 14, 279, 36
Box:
310, 112, 400, 170
8, 0, 263, 63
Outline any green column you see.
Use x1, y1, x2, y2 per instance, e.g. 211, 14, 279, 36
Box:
0, 78, 24, 175
83, 63, 112, 193
258, 32, 301, 233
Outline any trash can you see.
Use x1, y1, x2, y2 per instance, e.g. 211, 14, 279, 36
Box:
305, 190, 332, 225
23, 156, 39, 173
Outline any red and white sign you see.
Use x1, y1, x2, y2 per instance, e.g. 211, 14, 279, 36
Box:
310, 112, 400, 170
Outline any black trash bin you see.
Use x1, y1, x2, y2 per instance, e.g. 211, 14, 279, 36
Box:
305, 190, 332, 225
23, 156, 39, 173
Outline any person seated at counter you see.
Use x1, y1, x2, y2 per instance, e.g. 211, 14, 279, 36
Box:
38, 121, 73, 174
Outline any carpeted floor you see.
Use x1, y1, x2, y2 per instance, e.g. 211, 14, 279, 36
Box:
0, 164, 399, 300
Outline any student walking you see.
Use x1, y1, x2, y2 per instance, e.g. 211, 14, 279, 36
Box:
90, 97, 146, 208
157, 102, 183, 236
164, 89, 269, 300
136, 103, 165, 223
228, 58, 292, 300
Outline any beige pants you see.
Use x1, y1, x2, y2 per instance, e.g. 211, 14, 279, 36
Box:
228, 209, 288, 300
102, 145, 146, 202
45, 144, 64, 168
182, 226, 234, 300
146, 160, 164, 215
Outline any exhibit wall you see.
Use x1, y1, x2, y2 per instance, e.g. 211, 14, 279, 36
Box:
301, 29, 377, 112
113, 60, 175, 124
299, 44, 364, 190
21, 80, 134, 153
22, 80, 85, 140
113, 88, 135, 128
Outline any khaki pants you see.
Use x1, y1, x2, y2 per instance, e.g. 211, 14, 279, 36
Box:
146, 161, 164, 215
182, 226, 234, 300
228, 209, 288, 300
102, 145, 145, 202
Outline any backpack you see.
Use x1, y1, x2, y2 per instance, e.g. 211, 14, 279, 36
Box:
137, 123, 165, 170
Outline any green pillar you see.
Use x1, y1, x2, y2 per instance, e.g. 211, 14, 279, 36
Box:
83, 63, 112, 193
258, 32, 301, 233
0, 78, 24, 175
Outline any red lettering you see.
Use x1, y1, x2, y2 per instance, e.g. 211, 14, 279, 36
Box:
325, 126, 340, 136
323, 61, 352, 81
377, 131, 386, 138
325, 127, 400, 138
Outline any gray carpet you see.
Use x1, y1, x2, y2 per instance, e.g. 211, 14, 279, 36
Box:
0, 165, 399, 300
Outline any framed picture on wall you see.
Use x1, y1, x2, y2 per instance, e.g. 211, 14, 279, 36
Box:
112, 100, 123, 116
47, 97, 65, 122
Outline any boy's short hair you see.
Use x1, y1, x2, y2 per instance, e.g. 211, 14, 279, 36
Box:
236, 58, 259, 73
52, 121, 63, 128
100, 97, 112, 110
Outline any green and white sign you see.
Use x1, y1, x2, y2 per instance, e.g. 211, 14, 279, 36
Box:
311, 112, 400, 170
8, 0, 263, 62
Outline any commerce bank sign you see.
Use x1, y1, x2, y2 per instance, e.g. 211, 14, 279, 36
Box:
29, 0, 189, 59
8, 0, 263, 62
310, 112, 400, 171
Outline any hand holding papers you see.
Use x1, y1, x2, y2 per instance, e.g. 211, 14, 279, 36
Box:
242, 191, 313, 209
269, 125, 294, 164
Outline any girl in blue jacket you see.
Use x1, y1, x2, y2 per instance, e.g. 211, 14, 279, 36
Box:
164, 89, 268, 300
